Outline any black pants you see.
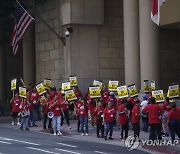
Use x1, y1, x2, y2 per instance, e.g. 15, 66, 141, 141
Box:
168, 119, 180, 142
77, 115, 80, 132
121, 122, 129, 139
133, 122, 140, 137
96, 123, 104, 137
43, 113, 52, 129
61, 110, 70, 126
149, 123, 162, 140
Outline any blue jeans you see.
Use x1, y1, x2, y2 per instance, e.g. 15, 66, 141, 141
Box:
80, 116, 88, 133
105, 122, 113, 137
142, 119, 149, 132
168, 119, 180, 142
21, 116, 29, 129
52, 116, 61, 134
28, 110, 36, 126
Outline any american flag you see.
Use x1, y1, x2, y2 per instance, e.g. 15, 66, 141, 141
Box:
11, 3, 34, 55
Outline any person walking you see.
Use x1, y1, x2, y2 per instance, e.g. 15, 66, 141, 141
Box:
103, 102, 116, 140
142, 97, 163, 140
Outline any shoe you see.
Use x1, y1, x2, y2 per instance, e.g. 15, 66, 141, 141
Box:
33, 124, 38, 127
81, 133, 84, 136
162, 134, 166, 137
17, 122, 21, 126
97, 135, 100, 138
25, 128, 29, 131
57, 132, 61, 136
166, 133, 169, 137
20, 127, 23, 130
68, 126, 72, 129
86, 133, 89, 136
109, 137, 114, 140
54, 133, 56, 136
101, 135, 104, 138
12, 122, 14, 125
104, 136, 107, 140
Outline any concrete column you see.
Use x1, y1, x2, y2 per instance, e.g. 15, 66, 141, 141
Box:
23, 25, 36, 85
139, 0, 160, 89
123, 0, 140, 89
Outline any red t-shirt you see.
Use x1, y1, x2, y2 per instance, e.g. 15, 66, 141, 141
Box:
162, 102, 171, 111
167, 107, 180, 121
60, 99, 69, 111
131, 105, 140, 124
94, 106, 104, 124
104, 107, 116, 123
12, 97, 21, 112
49, 99, 62, 116
117, 98, 123, 106
87, 96, 96, 113
142, 104, 163, 124
78, 103, 88, 117
118, 104, 128, 125
101, 90, 109, 106
30, 91, 40, 101
20, 102, 29, 112
127, 97, 136, 107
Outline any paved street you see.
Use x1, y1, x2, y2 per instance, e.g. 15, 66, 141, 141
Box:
0, 126, 149, 154
0, 116, 180, 154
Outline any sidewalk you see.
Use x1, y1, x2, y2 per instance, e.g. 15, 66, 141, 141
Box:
0, 117, 180, 154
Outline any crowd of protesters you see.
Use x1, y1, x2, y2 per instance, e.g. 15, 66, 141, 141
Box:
10, 84, 180, 143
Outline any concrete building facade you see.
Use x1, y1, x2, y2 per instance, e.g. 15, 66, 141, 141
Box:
0, 0, 180, 113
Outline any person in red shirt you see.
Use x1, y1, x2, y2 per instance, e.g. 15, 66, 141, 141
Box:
60, 94, 71, 129
73, 86, 83, 99
78, 99, 89, 136
29, 87, 40, 123
74, 98, 82, 132
103, 101, 116, 140
162, 97, 171, 137
118, 98, 129, 140
87, 95, 96, 127
94, 101, 104, 138
19, 97, 30, 131
49, 94, 63, 136
131, 99, 141, 138
142, 97, 163, 140
10, 92, 21, 126
41, 93, 52, 130
101, 85, 109, 108
166, 102, 180, 142
107, 92, 117, 109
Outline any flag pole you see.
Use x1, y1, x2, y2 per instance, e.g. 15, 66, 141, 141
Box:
17, 0, 66, 46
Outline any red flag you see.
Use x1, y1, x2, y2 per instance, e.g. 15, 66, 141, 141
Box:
151, 0, 165, 26
11, 2, 34, 55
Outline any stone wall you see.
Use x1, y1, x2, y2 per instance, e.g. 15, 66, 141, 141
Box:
35, 0, 64, 88
160, 29, 180, 91
98, 0, 124, 85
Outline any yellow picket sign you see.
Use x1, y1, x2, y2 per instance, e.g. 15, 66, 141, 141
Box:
89, 87, 101, 98
43, 79, 52, 89
128, 84, 138, 97
11, 78, 17, 91
168, 84, 179, 99
36, 83, 46, 95
19, 87, 26, 98
65, 90, 77, 101
108, 81, 118, 91
150, 80, 156, 91
69, 76, 77, 86
93, 80, 103, 89
62, 82, 71, 92
144, 80, 149, 93
117, 85, 128, 99
152, 90, 165, 103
